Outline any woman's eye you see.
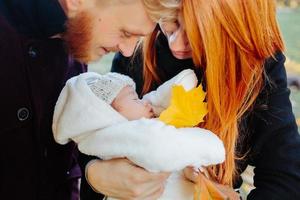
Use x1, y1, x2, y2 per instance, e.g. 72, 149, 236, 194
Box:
160, 21, 180, 36
172, 20, 180, 28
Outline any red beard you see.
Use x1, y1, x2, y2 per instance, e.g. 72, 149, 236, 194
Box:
63, 12, 94, 63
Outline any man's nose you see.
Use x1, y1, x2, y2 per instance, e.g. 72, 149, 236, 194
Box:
118, 37, 140, 57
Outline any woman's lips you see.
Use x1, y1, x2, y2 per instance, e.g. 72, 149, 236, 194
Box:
171, 50, 192, 59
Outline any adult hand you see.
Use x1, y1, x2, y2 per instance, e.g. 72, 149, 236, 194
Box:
86, 158, 170, 200
183, 167, 240, 200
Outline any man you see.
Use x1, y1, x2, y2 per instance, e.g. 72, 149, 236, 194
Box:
0, 0, 169, 199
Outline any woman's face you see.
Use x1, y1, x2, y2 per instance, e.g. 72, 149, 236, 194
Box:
159, 14, 192, 60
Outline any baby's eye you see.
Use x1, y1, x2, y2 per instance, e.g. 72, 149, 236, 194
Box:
130, 95, 138, 100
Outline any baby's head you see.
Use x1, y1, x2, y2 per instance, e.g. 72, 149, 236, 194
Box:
88, 73, 154, 120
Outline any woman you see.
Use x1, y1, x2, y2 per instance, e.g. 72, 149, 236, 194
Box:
111, 0, 300, 199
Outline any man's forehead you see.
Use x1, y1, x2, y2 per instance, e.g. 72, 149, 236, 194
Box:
123, 22, 156, 36
116, 0, 156, 35
123, 27, 149, 36
118, 0, 137, 4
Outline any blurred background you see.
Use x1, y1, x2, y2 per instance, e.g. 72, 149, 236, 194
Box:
88, 1, 299, 198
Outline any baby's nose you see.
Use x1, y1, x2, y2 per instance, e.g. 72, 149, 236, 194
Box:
142, 100, 153, 110
142, 100, 150, 106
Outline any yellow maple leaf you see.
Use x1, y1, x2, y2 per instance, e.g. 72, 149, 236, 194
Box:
159, 85, 208, 128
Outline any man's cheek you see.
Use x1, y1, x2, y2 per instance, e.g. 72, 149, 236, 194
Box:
101, 34, 121, 48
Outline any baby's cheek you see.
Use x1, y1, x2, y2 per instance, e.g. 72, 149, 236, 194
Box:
118, 104, 142, 120
130, 105, 149, 120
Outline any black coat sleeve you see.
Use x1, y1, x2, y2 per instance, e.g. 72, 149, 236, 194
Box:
78, 153, 104, 200
247, 53, 300, 199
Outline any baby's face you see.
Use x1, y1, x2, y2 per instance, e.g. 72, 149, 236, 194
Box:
111, 86, 154, 120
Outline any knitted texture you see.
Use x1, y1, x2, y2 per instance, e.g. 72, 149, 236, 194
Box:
87, 72, 136, 104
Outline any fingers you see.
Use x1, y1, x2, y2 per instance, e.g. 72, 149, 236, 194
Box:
128, 170, 169, 198
120, 160, 169, 199
183, 166, 240, 200
142, 184, 165, 200
87, 158, 169, 200
147, 172, 170, 182
183, 166, 200, 183
126, 180, 165, 200
213, 182, 240, 200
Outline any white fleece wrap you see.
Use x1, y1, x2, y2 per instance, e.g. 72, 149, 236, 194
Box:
52, 69, 225, 200
143, 69, 198, 116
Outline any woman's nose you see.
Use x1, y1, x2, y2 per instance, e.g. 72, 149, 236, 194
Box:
168, 29, 189, 52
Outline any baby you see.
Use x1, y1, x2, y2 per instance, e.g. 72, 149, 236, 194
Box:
52, 70, 225, 200
87, 72, 154, 120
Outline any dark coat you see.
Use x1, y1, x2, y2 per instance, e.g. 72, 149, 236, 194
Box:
0, 0, 66, 38
110, 33, 300, 199
0, 1, 86, 199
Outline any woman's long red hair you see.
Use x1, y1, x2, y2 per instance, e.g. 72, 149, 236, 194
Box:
142, 0, 284, 185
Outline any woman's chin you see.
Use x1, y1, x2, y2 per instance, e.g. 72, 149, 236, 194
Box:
171, 51, 192, 60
